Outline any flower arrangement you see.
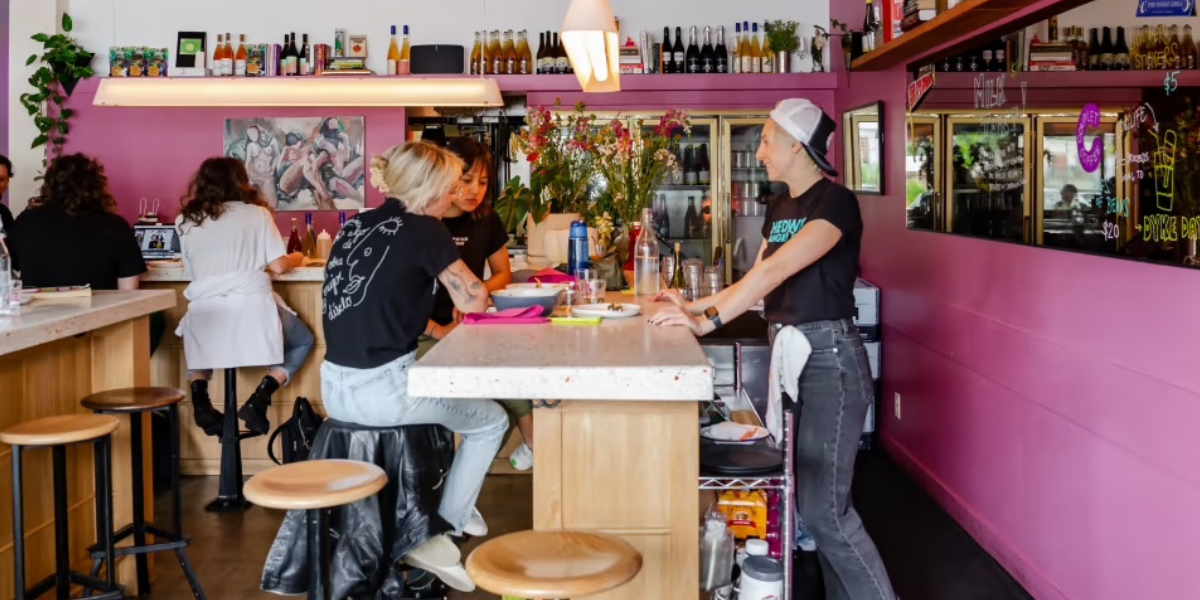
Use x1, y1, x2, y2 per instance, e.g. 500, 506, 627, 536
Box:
592, 108, 691, 231
497, 100, 599, 230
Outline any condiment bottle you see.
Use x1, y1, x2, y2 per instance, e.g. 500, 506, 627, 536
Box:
316, 229, 333, 260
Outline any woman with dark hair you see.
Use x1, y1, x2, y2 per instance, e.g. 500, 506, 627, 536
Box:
9, 153, 146, 290
175, 157, 312, 436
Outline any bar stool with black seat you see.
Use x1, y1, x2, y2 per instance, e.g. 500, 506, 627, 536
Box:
207, 368, 261, 513
245, 459, 388, 600
80, 387, 206, 599
466, 530, 643, 600
0, 414, 124, 600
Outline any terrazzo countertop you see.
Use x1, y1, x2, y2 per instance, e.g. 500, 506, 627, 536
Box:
0, 290, 175, 355
141, 263, 326, 282
408, 292, 714, 402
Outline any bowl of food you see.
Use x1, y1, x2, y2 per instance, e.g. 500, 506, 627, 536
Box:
491, 288, 562, 314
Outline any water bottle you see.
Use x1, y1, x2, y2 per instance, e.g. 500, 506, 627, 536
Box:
0, 230, 16, 316
567, 220, 590, 276
633, 208, 660, 296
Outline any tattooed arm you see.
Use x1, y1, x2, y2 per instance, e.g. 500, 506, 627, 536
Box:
437, 259, 489, 315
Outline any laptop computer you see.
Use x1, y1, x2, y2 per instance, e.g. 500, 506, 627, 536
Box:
134, 225, 181, 261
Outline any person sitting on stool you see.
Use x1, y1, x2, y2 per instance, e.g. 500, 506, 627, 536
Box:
175, 158, 314, 436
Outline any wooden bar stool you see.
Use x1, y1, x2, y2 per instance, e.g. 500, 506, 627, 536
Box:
81, 387, 206, 599
0, 414, 124, 600
245, 459, 388, 600
465, 530, 643, 600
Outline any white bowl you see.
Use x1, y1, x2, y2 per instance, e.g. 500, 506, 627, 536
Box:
506, 282, 570, 292
494, 288, 562, 298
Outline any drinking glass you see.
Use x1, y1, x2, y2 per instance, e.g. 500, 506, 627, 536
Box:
660, 255, 675, 287
585, 279, 607, 304
683, 260, 704, 289
0, 275, 20, 316
577, 268, 599, 283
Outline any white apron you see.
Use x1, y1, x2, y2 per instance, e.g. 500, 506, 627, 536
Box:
767, 325, 812, 441
176, 271, 283, 370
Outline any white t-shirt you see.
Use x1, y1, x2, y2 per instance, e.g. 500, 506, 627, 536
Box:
176, 203, 286, 279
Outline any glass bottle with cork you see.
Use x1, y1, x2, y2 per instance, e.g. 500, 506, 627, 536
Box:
287, 218, 302, 254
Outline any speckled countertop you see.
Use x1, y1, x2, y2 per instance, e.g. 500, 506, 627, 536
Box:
408, 292, 714, 402
0, 290, 175, 356
141, 263, 326, 282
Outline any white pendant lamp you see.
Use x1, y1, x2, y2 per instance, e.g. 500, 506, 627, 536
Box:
93, 76, 503, 107
561, 0, 621, 93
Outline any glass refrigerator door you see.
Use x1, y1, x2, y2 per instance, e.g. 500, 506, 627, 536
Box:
721, 117, 773, 283
636, 116, 719, 265
904, 115, 943, 232
1035, 117, 1120, 253
946, 116, 1032, 243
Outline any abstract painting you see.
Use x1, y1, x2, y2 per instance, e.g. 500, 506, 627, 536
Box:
224, 116, 366, 211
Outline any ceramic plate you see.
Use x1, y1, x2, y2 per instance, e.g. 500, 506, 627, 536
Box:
571, 303, 642, 319
701, 422, 770, 444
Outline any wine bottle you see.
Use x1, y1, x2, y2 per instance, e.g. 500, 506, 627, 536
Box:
686, 26, 701, 73
656, 194, 670, 238
300, 34, 311, 74
287, 218, 302, 254
1048, 16, 1059, 43
302, 213, 317, 257
684, 145, 697, 185
698, 143, 711, 185
1114, 27, 1130, 71
749, 22, 762, 73
731, 23, 742, 73
388, 26, 401, 75
280, 34, 293, 75
235, 34, 248, 76
685, 197, 702, 238
502, 30, 515, 74
863, 0, 879, 53
488, 30, 501, 74
1088, 28, 1100, 71
518, 30, 533, 74
213, 34, 225, 76
399, 25, 412, 75
661, 27, 675, 73
470, 31, 483, 75
701, 26, 716, 73
1184, 25, 1197, 70
761, 21, 774, 73
1168, 25, 1182, 70
715, 26, 729, 73
673, 27, 686, 75
670, 242, 686, 289
291, 33, 302, 75
223, 33, 234, 76
1100, 27, 1114, 70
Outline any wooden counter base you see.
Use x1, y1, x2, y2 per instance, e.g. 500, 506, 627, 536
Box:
533, 400, 699, 600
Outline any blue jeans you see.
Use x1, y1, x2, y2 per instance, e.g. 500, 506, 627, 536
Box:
319, 352, 507, 535
188, 306, 315, 383
773, 319, 897, 600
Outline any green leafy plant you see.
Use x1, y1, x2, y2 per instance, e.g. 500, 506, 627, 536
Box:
764, 20, 801, 54
19, 13, 95, 164
495, 164, 561, 233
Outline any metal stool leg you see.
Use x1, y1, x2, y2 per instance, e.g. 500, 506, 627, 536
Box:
207, 369, 251, 512
12, 446, 26, 600
130, 414, 151, 593
52, 445, 72, 598
307, 508, 328, 600
97, 435, 119, 593
168, 404, 207, 599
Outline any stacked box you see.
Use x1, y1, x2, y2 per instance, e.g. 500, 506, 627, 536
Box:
857, 278, 881, 450
853, 277, 880, 342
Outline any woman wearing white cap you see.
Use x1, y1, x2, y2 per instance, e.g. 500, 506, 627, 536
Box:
650, 98, 897, 600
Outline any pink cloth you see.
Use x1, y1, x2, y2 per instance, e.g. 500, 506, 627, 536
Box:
527, 268, 576, 285
462, 305, 549, 325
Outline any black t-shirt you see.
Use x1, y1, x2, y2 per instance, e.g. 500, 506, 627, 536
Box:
10, 207, 146, 290
430, 211, 508, 326
761, 178, 862, 325
322, 199, 461, 369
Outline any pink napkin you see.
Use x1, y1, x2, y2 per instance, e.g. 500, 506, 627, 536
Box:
463, 305, 550, 325
527, 268, 575, 285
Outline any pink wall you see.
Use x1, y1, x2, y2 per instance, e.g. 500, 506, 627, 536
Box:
840, 69, 1200, 600
60, 78, 399, 235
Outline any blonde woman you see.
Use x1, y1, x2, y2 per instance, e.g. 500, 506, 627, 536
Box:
320, 141, 506, 593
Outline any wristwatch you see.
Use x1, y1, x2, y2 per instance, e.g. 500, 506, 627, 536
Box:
703, 306, 723, 329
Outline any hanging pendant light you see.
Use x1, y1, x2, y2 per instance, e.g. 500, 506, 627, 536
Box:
561, 0, 621, 93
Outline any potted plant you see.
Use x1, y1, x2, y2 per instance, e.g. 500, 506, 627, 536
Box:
19, 13, 95, 164
830, 19, 859, 71
764, 20, 801, 74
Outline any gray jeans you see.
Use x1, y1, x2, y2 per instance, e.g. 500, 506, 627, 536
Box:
774, 319, 897, 600
319, 352, 508, 535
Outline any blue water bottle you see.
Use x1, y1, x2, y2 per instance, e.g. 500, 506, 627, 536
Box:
567, 220, 590, 276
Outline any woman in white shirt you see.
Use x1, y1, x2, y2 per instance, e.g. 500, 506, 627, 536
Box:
175, 157, 314, 436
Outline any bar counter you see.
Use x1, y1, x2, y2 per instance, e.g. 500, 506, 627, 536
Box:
0, 290, 175, 596
410, 293, 713, 600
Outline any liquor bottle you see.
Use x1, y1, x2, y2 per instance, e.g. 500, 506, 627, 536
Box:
731, 23, 742, 73
518, 30, 533, 74
697, 143, 711, 185
864, 0, 879, 53
683, 145, 697, 185
1100, 27, 1114, 70
686, 26, 701, 73
223, 33, 234, 76
762, 21, 774, 73
670, 242, 686, 289
633, 208, 661, 296
749, 22, 763, 73
399, 25, 412, 75
470, 31, 483, 75
715, 26, 729, 73
1184, 25, 1197, 70
701, 26, 716, 73
1169, 25, 1182, 69
235, 34, 248, 76
388, 26, 401, 75
1114, 27, 1130, 70
501, 30, 515, 74
488, 30, 501, 74
300, 33, 311, 74
685, 197, 702, 237
302, 213, 317, 257
673, 27, 686, 75
1088, 28, 1100, 70
287, 218, 302, 254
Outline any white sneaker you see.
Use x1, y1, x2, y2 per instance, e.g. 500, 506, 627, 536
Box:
510, 442, 534, 471
402, 535, 476, 592
463, 507, 488, 537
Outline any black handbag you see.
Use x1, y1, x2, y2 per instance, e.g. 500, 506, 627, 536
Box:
268, 397, 325, 465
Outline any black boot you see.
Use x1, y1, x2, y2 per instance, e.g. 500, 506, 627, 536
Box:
238, 375, 279, 435
190, 380, 224, 437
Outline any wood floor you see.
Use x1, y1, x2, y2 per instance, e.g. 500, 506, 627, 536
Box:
146, 474, 532, 600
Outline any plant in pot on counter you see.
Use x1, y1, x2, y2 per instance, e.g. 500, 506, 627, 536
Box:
829, 19, 859, 71
764, 20, 802, 73
19, 12, 95, 168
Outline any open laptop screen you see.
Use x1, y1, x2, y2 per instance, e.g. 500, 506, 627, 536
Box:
134, 225, 180, 261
